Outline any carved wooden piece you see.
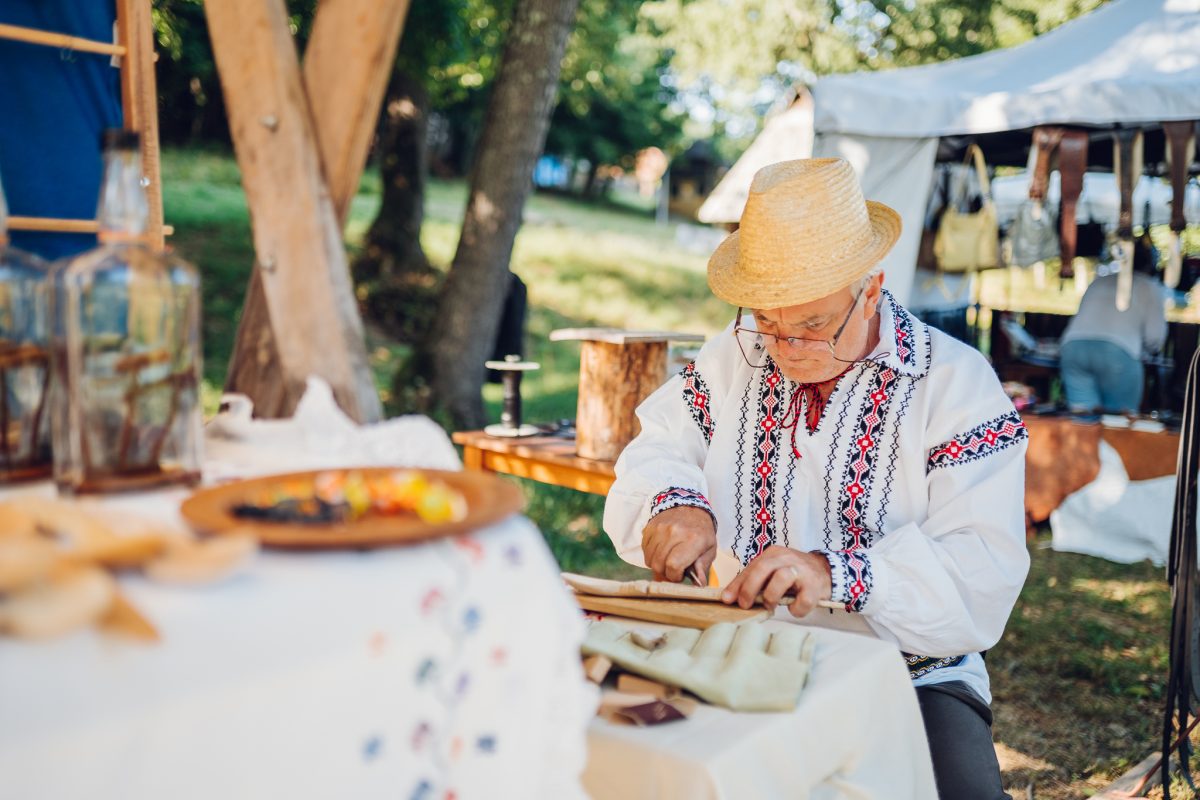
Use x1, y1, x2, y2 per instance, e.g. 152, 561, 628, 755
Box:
205, 0, 383, 423
576, 340, 667, 461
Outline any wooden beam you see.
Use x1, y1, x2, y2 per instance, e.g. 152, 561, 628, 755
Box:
115, 0, 164, 250
217, 0, 410, 424
7, 217, 173, 236
304, 0, 411, 224
204, 0, 383, 423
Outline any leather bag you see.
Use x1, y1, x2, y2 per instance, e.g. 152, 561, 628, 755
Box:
933, 144, 998, 272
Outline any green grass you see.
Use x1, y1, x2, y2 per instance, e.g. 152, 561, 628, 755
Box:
163, 147, 1180, 798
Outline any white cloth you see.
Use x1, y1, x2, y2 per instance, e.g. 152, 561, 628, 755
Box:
584, 622, 937, 800
0, 380, 595, 800
1060, 272, 1169, 360
603, 294, 1030, 705
1051, 440, 1175, 566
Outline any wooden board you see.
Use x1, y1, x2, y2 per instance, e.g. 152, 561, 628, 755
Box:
181, 468, 524, 550
574, 593, 769, 629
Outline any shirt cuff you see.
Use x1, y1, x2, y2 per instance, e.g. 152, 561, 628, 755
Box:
819, 549, 875, 612
649, 487, 715, 525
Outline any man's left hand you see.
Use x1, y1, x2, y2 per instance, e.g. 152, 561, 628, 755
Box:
721, 546, 833, 618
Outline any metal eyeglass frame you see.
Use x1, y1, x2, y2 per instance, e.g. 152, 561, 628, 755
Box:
733, 285, 866, 369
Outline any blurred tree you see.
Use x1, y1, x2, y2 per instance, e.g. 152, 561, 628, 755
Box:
545, 0, 685, 196
352, 1, 507, 344
426, 0, 582, 428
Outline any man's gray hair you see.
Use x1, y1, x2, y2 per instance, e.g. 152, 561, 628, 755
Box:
851, 264, 885, 296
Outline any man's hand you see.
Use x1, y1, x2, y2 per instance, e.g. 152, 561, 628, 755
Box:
642, 506, 717, 583
721, 545, 833, 617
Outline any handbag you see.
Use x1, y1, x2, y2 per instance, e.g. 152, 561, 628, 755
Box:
1009, 199, 1058, 267
933, 144, 999, 272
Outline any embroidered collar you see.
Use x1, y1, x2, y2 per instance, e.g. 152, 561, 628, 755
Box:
864, 290, 932, 380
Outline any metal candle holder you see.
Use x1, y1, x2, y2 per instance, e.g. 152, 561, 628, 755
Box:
484, 354, 541, 438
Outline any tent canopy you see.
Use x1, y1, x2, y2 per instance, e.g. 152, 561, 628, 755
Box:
814, 0, 1200, 140
805, 0, 1200, 304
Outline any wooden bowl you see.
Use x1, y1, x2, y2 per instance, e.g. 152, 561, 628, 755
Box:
180, 468, 525, 549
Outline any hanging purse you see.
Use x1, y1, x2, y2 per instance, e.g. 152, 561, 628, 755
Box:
1009, 200, 1058, 267
933, 144, 999, 272
1075, 196, 1106, 260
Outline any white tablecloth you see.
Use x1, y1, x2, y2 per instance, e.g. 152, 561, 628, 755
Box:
0, 382, 595, 799
584, 622, 937, 800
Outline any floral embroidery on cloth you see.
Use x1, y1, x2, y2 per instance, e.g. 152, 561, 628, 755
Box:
927, 410, 1028, 472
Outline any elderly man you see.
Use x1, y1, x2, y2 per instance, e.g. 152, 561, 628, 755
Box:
604, 159, 1029, 799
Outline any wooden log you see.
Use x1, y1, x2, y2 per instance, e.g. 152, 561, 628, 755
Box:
116, 0, 165, 250
576, 340, 667, 461
205, 0, 382, 423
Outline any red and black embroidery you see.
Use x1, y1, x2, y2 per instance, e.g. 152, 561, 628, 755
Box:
927, 411, 1027, 472
733, 360, 787, 565
837, 366, 898, 552
681, 361, 715, 445
650, 487, 713, 519
823, 549, 874, 612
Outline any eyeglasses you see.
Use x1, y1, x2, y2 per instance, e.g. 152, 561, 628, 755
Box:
734, 286, 865, 370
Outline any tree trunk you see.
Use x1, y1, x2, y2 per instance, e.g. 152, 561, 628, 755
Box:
426, 0, 581, 428
355, 70, 430, 284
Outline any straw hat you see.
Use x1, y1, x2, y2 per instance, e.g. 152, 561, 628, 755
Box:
707, 159, 901, 308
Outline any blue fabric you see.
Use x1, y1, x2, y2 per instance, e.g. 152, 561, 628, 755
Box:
1060, 339, 1144, 414
0, 1, 122, 260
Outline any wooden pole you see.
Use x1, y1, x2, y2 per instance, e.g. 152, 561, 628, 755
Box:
205, 0, 383, 423
217, 0, 410, 423
0, 23, 125, 56
116, 0, 164, 250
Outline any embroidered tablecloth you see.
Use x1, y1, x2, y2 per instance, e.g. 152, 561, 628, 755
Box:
0, 383, 595, 799
584, 619, 938, 800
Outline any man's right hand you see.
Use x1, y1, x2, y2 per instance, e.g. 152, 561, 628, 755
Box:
642, 506, 717, 583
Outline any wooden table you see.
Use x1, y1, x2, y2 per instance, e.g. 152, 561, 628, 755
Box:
458, 419, 1181, 534
452, 430, 616, 495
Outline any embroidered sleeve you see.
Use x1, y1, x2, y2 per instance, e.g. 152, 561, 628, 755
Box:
680, 361, 715, 445
649, 487, 714, 521
819, 549, 873, 612
926, 410, 1027, 472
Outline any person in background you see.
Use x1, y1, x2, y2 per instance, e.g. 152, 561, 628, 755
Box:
1059, 237, 1167, 415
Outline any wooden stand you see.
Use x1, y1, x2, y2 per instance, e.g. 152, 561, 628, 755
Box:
550, 328, 704, 461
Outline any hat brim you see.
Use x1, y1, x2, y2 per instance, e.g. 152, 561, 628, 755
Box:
707, 200, 902, 309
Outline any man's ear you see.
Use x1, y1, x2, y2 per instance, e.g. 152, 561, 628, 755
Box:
863, 271, 886, 317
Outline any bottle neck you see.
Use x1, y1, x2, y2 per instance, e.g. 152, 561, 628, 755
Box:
96, 148, 148, 243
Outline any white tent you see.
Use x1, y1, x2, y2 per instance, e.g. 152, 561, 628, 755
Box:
805, 0, 1200, 304
698, 91, 813, 224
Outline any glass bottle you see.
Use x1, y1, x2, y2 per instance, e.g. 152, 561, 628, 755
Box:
0, 170, 52, 481
53, 130, 202, 493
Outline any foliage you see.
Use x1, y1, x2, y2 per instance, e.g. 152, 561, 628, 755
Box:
546, 0, 686, 176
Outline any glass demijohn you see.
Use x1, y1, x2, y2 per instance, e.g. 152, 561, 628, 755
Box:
0, 170, 52, 481
52, 130, 202, 493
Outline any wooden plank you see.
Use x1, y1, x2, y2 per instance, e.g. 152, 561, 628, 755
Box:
115, 0, 165, 249
451, 430, 617, 475
574, 594, 769, 629
481, 451, 614, 495
304, 0, 411, 224
550, 328, 706, 345
460, 444, 485, 471
205, 0, 382, 423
